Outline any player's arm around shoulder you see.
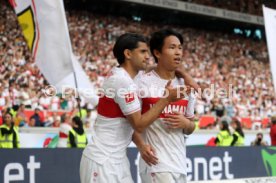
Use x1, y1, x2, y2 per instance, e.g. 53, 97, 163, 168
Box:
126, 81, 187, 133
175, 64, 201, 92
126, 97, 169, 133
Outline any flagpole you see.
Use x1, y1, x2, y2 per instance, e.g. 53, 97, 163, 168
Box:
73, 69, 82, 119
59, 0, 83, 120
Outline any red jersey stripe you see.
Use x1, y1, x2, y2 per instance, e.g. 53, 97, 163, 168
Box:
97, 96, 125, 118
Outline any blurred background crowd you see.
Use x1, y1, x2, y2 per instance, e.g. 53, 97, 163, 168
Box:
0, 0, 275, 134
181, 0, 276, 15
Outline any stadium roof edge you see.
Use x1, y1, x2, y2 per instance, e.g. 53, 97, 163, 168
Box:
120, 0, 264, 26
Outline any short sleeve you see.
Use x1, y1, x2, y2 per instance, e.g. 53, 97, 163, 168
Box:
113, 77, 141, 116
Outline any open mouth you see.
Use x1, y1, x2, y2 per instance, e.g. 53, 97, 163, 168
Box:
174, 58, 181, 64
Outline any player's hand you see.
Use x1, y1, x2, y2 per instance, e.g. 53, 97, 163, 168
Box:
164, 81, 186, 102
139, 144, 158, 166
164, 111, 190, 129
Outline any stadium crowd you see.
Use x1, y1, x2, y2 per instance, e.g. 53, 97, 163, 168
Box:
0, 1, 275, 130
181, 0, 276, 16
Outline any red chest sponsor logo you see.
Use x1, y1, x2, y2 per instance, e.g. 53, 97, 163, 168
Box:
125, 93, 135, 103
149, 103, 187, 114
142, 98, 188, 118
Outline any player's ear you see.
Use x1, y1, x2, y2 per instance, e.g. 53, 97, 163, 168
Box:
124, 49, 132, 60
153, 49, 160, 59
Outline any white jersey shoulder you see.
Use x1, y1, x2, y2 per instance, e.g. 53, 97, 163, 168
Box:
102, 67, 135, 92
135, 70, 185, 98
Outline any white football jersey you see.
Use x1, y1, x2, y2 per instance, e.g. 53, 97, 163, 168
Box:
135, 70, 195, 175
83, 67, 141, 164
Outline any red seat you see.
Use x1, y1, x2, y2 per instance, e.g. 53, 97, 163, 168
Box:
262, 118, 270, 128
241, 117, 252, 129
199, 115, 216, 128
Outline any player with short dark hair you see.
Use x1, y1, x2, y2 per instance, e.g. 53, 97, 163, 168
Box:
136, 29, 196, 183
80, 33, 186, 183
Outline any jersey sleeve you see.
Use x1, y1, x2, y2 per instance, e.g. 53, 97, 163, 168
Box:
113, 77, 141, 116
185, 93, 196, 119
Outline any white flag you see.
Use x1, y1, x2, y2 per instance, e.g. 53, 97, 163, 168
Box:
11, 0, 99, 106
56, 55, 99, 107
263, 6, 276, 94
12, 0, 73, 86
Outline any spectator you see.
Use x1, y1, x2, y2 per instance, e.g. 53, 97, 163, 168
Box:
270, 116, 276, 146
215, 120, 233, 146
14, 104, 28, 126
230, 119, 245, 146
67, 116, 87, 148
30, 108, 43, 127
0, 85, 8, 114
50, 95, 60, 111
52, 116, 61, 128
211, 99, 225, 118
29, 117, 36, 127
0, 0, 275, 130
0, 112, 20, 148
19, 85, 32, 108
57, 113, 72, 148
39, 94, 51, 110
251, 132, 268, 146
60, 97, 68, 110
224, 100, 235, 118
180, 0, 276, 15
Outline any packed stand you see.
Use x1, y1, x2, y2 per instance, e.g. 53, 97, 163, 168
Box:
181, 0, 276, 16
0, 2, 275, 130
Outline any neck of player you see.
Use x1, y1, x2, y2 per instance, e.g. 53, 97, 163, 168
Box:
155, 65, 175, 80
121, 63, 138, 79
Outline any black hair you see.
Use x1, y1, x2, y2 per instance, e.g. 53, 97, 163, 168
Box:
113, 33, 147, 65
233, 119, 244, 137
221, 120, 231, 135
150, 28, 183, 63
72, 116, 83, 128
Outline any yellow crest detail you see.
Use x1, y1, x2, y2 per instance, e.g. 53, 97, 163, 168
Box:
17, 6, 36, 52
